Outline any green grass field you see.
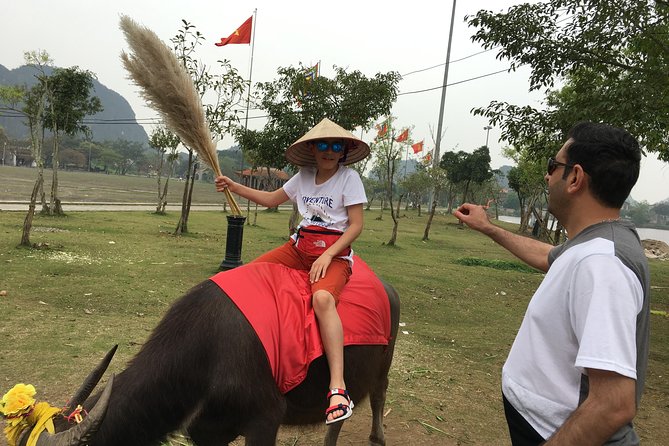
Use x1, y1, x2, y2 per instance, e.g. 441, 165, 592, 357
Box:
0, 165, 667, 445
0, 164, 223, 204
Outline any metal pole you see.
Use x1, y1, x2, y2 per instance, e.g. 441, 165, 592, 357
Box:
484, 125, 492, 147
403, 143, 409, 178
428, 0, 457, 210
432, 0, 457, 169
239, 8, 257, 175
221, 10, 256, 269
243, 9, 257, 135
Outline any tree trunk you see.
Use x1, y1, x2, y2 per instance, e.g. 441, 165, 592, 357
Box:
159, 159, 174, 214
387, 186, 399, 246
461, 180, 471, 207
49, 132, 64, 216
447, 184, 455, 214
553, 223, 565, 245
159, 175, 170, 214
155, 152, 166, 214
376, 197, 384, 220
423, 198, 438, 241
289, 202, 299, 236
20, 174, 44, 247
174, 152, 194, 235
39, 164, 48, 214
185, 161, 197, 226
396, 194, 404, 217
520, 194, 538, 233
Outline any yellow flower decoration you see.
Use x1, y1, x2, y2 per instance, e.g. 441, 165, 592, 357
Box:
2, 384, 60, 446
1, 384, 36, 418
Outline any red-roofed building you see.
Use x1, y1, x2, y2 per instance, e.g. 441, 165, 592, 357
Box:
236, 167, 291, 191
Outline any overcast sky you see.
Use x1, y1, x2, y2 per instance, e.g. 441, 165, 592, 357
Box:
2, 0, 667, 203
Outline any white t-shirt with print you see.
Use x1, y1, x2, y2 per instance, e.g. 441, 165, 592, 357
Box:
282, 165, 367, 233
502, 221, 648, 443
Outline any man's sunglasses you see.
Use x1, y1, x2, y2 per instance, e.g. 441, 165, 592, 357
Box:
547, 157, 574, 175
315, 141, 345, 153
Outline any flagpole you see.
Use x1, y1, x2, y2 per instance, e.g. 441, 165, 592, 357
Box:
403, 142, 409, 179
240, 9, 257, 175
244, 9, 257, 133
239, 9, 257, 223
219, 11, 256, 269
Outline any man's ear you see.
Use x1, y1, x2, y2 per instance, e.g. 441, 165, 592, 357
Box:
567, 165, 588, 193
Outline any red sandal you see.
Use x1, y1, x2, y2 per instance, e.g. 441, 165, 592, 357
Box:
325, 388, 354, 425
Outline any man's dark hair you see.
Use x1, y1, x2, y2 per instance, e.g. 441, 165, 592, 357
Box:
565, 122, 641, 208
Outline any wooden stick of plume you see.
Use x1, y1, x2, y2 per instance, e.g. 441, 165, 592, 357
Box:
119, 15, 242, 216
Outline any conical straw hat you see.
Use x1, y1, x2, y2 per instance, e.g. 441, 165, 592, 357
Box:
286, 118, 370, 167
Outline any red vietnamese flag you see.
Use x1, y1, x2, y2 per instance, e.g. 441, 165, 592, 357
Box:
395, 129, 409, 142
215, 16, 253, 47
412, 140, 424, 154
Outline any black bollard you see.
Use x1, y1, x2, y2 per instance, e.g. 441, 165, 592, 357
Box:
219, 215, 247, 270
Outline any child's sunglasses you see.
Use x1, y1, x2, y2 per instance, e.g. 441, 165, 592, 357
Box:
315, 141, 345, 153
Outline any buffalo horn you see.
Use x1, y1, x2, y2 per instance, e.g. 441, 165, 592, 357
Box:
63, 345, 118, 414
35, 374, 114, 446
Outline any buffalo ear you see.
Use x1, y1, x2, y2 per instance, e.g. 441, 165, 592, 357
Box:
36, 375, 114, 446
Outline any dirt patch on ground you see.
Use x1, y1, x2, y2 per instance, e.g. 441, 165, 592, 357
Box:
642, 239, 669, 259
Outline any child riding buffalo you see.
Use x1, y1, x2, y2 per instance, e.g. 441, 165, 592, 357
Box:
215, 118, 369, 424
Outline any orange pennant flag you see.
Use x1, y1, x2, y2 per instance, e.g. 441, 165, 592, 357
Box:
376, 123, 388, 138
395, 129, 409, 143
215, 16, 253, 47
422, 151, 432, 164
412, 140, 424, 154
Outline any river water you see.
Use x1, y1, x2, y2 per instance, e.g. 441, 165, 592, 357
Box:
497, 216, 669, 245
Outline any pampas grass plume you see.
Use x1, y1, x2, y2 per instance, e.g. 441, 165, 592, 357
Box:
119, 15, 241, 215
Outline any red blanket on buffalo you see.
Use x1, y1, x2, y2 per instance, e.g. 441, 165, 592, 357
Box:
210, 256, 391, 394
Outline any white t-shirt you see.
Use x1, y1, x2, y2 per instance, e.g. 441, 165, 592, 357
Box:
502, 221, 649, 443
282, 165, 367, 233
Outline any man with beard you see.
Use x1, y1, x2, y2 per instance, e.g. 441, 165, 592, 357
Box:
454, 122, 650, 445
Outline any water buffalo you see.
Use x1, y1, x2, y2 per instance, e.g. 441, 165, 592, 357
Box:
15, 264, 400, 446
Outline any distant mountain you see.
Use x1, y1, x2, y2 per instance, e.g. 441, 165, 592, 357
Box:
495, 165, 512, 189
0, 64, 148, 144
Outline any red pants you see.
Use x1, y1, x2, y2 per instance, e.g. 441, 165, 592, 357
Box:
251, 241, 351, 303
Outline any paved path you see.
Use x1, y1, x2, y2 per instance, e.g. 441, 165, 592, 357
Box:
0, 201, 295, 212
0, 201, 225, 211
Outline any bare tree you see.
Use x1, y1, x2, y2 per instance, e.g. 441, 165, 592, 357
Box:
0, 51, 52, 246
149, 126, 181, 214
370, 118, 404, 246
422, 167, 449, 241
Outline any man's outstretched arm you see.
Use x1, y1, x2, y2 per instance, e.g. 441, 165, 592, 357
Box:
453, 203, 552, 273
